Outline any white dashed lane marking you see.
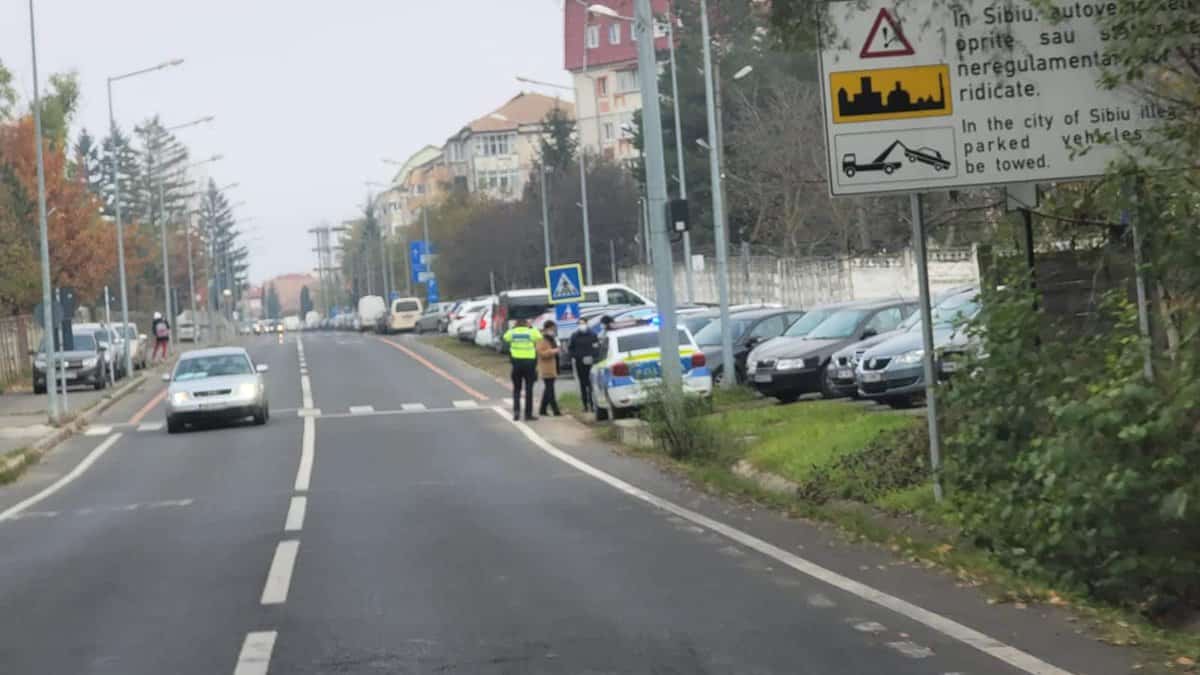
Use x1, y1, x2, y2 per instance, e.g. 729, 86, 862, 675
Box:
348, 405, 375, 415
260, 540, 300, 605
83, 426, 112, 437
284, 496, 307, 532
137, 422, 163, 432
400, 403, 426, 412
888, 641, 935, 659
452, 400, 478, 409
233, 631, 277, 675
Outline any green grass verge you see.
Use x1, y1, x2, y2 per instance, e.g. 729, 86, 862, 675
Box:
420, 335, 511, 381
0, 447, 36, 485
719, 401, 916, 484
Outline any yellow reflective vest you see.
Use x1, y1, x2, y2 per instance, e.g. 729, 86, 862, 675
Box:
503, 326, 542, 360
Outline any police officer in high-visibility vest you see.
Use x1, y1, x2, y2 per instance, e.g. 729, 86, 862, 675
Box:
503, 317, 542, 421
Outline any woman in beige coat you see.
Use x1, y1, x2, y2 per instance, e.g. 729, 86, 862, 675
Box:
536, 320, 561, 417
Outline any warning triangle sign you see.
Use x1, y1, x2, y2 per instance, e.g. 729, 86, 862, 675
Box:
554, 273, 580, 299
859, 8, 914, 58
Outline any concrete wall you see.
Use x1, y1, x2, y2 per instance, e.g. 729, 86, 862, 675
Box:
618, 247, 980, 307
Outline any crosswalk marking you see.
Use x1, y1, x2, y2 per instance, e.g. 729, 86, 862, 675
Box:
297, 408, 322, 417
452, 400, 478, 409
502, 398, 514, 407
137, 422, 163, 432
401, 403, 426, 412
348, 405, 375, 415
83, 426, 112, 436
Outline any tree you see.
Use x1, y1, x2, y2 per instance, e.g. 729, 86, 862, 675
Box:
265, 284, 281, 320
538, 106, 577, 174
0, 60, 15, 120
299, 285, 313, 316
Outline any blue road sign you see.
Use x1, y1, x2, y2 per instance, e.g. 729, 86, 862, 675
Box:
554, 302, 580, 323
426, 278, 440, 304
389, 291, 401, 302
545, 263, 584, 304
409, 241, 430, 283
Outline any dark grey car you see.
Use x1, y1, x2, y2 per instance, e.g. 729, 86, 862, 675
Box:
32, 330, 109, 393
747, 299, 917, 402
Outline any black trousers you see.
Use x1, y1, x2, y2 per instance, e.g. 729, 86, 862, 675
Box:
574, 361, 593, 410
539, 377, 561, 416
511, 360, 537, 418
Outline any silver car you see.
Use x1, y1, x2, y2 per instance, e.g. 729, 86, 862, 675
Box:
163, 347, 269, 433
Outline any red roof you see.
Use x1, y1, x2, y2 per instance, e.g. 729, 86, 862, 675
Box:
564, 0, 672, 72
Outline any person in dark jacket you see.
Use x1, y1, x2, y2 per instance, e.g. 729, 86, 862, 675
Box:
568, 318, 601, 412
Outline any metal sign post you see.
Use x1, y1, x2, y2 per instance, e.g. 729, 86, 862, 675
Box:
909, 195, 942, 501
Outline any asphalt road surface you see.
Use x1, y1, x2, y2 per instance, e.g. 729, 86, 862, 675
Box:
0, 332, 1137, 674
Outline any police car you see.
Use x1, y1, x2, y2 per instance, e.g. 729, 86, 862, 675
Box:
590, 324, 712, 421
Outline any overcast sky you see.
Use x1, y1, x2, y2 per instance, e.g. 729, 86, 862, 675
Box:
2, 0, 571, 283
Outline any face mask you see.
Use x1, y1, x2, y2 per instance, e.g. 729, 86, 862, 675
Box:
578, 322, 588, 331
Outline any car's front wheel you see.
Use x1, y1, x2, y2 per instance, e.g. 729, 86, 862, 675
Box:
166, 416, 183, 434
33, 380, 45, 395
253, 404, 269, 425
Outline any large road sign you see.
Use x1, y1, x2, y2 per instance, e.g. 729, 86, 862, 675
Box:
818, 0, 1182, 196
545, 263, 584, 304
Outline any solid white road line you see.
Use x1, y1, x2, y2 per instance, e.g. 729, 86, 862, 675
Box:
0, 433, 123, 523
284, 495, 307, 532
400, 403, 426, 412
136, 422, 164, 432
490, 407, 1074, 675
233, 630, 277, 675
83, 426, 112, 437
300, 375, 314, 409
260, 540, 300, 605
452, 400, 478, 409
348, 405, 375, 415
294, 416, 314, 492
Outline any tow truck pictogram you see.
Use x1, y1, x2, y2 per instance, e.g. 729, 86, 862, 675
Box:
842, 139, 951, 178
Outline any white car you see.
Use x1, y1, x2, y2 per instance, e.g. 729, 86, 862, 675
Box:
164, 347, 269, 433
474, 305, 497, 349
590, 324, 713, 421
448, 300, 491, 339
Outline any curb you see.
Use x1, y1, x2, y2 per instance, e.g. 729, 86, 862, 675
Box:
0, 369, 156, 480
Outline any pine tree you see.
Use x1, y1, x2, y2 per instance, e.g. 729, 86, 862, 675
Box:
300, 286, 313, 316
539, 106, 577, 174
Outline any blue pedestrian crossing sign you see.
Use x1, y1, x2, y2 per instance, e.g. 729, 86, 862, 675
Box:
545, 263, 584, 304
554, 302, 580, 323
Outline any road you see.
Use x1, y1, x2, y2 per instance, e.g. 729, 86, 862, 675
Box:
0, 332, 1136, 674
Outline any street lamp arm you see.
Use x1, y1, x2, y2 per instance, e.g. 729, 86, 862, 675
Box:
108, 58, 185, 83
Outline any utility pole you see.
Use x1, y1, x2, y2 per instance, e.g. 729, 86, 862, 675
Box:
539, 166, 551, 267
666, 2, 695, 303
635, 0, 682, 391
701, 0, 735, 388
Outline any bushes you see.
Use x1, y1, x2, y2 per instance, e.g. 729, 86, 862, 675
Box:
794, 424, 930, 505
640, 388, 724, 461
943, 277, 1200, 613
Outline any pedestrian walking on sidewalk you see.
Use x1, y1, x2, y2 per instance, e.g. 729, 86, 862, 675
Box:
503, 317, 541, 421
537, 320, 561, 417
569, 317, 600, 412
151, 312, 171, 363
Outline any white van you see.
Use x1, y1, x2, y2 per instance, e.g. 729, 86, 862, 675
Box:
582, 284, 650, 306
387, 297, 423, 333
356, 296, 386, 332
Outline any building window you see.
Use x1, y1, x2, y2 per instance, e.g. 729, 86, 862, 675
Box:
602, 122, 614, 141
631, 23, 637, 41
586, 25, 600, 49
596, 76, 608, 97
616, 69, 639, 93
475, 169, 519, 194
478, 133, 512, 157
608, 23, 621, 45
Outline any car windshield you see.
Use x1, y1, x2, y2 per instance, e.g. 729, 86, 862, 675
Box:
617, 330, 691, 353
806, 309, 869, 339
783, 308, 833, 337
693, 318, 753, 345
394, 301, 420, 312
932, 295, 980, 326
174, 354, 254, 381
681, 314, 715, 335
40, 333, 97, 352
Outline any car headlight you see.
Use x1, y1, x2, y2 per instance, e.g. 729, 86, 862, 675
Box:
237, 383, 258, 399
83, 357, 98, 368
171, 391, 190, 405
776, 358, 807, 370
895, 349, 925, 365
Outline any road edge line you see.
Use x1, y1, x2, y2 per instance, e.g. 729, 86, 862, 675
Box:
488, 406, 1074, 675
379, 337, 490, 400
0, 432, 124, 522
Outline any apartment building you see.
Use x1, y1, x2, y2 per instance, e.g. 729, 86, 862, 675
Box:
563, 0, 670, 162
444, 92, 575, 201
379, 145, 449, 234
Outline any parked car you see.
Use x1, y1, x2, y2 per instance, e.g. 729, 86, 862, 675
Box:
692, 307, 805, 384
590, 324, 711, 421
447, 298, 493, 338
164, 347, 269, 433
474, 305, 497, 349
117, 322, 148, 370
857, 289, 981, 407
456, 308, 483, 342
747, 298, 918, 402
357, 295, 386, 332
581, 284, 651, 306
415, 302, 454, 333
31, 329, 110, 393
495, 289, 554, 353
74, 322, 125, 380
385, 297, 423, 333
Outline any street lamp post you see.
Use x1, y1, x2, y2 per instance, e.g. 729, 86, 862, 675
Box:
699, 0, 734, 388
665, 4, 695, 303
633, 0, 682, 391
27, 0, 60, 422
107, 57, 183, 376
